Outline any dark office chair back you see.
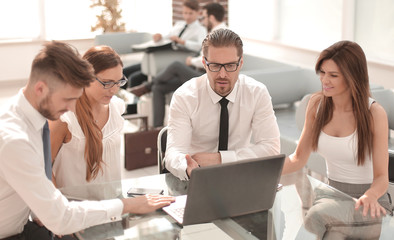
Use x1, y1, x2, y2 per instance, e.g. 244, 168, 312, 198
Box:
161, 128, 167, 155
157, 127, 169, 174
389, 151, 394, 182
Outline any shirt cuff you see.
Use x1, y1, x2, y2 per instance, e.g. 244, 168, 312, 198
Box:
173, 161, 189, 181
219, 150, 237, 164
102, 199, 124, 222
179, 165, 189, 181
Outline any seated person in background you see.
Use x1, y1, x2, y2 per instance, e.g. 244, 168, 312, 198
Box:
49, 45, 127, 188
282, 40, 392, 219
130, 2, 227, 128
0, 41, 174, 239
164, 29, 281, 180
123, 0, 206, 91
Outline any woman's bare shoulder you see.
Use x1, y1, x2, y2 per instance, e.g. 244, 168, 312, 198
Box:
370, 101, 388, 119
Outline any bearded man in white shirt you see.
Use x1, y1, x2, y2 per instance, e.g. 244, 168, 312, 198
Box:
0, 41, 174, 239
164, 29, 281, 181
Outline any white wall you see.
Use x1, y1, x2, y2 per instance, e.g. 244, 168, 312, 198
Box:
0, 39, 94, 84
1, 0, 393, 90
228, 0, 394, 89
1, 38, 393, 90
242, 38, 394, 89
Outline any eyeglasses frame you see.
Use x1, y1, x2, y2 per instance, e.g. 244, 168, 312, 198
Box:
204, 57, 242, 72
95, 75, 128, 89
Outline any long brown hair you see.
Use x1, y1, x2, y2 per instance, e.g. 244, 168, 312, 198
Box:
77, 46, 123, 181
311, 41, 372, 165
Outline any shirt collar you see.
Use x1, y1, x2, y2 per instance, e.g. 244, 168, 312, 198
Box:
205, 74, 239, 104
18, 88, 48, 131
188, 19, 200, 27
211, 22, 228, 32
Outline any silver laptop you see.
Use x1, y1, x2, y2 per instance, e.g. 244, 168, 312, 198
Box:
163, 154, 285, 225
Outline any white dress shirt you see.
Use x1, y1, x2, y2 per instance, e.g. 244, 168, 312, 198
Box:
0, 90, 123, 238
165, 74, 281, 180
164, 20, 207, 52
53, 96, 124, 188
190, 22, 228, 69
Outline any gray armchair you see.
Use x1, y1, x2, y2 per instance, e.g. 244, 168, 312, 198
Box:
94, 32, 152, 66
372, 89, 394, 203
94, 32, 152, 54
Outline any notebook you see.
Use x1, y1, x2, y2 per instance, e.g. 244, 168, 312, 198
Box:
163, 154, 285, 226
131, 39, 172, 51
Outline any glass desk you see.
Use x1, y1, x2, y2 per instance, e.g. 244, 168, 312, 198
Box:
59, 169, 394, 240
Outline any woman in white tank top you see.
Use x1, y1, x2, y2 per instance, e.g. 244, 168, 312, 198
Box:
49, 46, 128, 188
282, 41, 391, 229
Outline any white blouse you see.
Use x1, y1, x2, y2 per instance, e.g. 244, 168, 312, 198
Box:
53, 96, 125, 188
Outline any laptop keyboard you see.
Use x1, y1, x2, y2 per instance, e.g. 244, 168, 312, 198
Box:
172, 207, 185, 219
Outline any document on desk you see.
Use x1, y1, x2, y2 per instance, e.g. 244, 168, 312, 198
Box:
180, 223, 233, 240
131, 39, 172, 51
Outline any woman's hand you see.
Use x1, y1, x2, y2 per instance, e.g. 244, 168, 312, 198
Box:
355, 194, 386, 218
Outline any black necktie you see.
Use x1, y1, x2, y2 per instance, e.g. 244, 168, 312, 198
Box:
43, 121, 52, 180
218, 97, 229, 151
178, 24, 188, 37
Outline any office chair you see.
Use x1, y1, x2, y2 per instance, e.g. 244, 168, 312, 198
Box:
369, 89, 394, 210
389, 150, 394, 210
372, 89, 394, 130
157, 126, 169, 174
295, 94, 327, 180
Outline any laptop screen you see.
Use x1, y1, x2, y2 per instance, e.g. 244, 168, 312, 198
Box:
164, 154, 285, 225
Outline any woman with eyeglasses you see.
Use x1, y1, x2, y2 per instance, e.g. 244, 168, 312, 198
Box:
49, 45, 128, 188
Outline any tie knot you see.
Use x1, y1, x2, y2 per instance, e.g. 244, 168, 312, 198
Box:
43, 120, 49, 130
219, 97, 229, 107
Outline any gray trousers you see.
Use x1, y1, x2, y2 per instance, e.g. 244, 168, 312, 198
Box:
151, 61, 204, 127
303, 179, 392, 240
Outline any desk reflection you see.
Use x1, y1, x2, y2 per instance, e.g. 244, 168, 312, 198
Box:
275, 171, 393, 240
59, 170, 394, 240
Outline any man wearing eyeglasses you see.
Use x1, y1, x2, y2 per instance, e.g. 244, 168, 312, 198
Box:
164, 29, 281, 180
